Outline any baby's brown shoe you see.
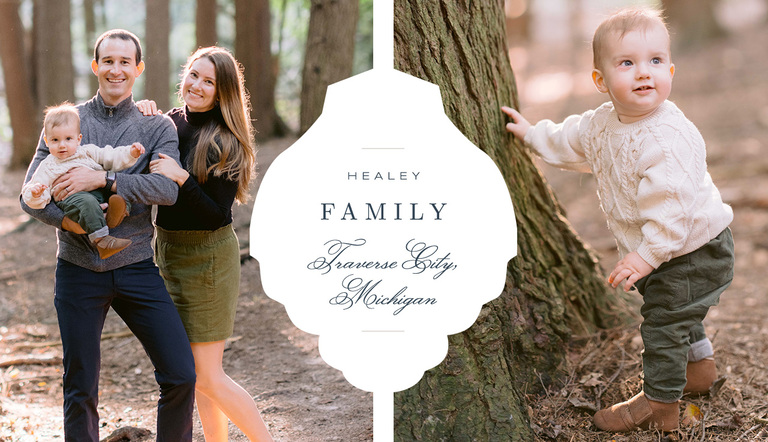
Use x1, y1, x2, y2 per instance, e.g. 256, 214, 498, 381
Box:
95, 235, 132, 259
593, 391, 679, 432
684, 357, 717, 395
106, 194, 129, 228
62, 216, 86, 234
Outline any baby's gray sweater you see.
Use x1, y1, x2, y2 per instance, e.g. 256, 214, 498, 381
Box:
21, 94, 180, 272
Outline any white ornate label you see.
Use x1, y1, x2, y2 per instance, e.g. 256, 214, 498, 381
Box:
251, 68, 516, 395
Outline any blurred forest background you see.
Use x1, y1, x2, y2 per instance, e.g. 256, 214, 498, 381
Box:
0, 0, 373, 170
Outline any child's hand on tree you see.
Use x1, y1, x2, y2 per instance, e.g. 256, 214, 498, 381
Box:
609, 251, 654, 292
501, 106, 531, 141
130, 142, 146, 158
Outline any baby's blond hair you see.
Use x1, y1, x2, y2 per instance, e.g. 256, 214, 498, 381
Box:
592, 7, 669, 69
43, 102, 81, 138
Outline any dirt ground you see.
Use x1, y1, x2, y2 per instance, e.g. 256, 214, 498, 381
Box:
0, 137, 373, 441
2, 18, 768, 442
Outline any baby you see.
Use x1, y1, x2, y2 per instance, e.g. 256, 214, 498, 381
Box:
502, 7, 734, 433
22, 103, 145, 259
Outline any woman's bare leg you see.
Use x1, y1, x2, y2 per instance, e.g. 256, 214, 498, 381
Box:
191, 341, 273, 441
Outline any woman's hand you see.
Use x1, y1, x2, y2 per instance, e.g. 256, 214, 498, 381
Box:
136, 100, 162, 116
150, 153, 189, 186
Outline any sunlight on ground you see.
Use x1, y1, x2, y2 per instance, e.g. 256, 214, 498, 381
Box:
0, 399, 63, 441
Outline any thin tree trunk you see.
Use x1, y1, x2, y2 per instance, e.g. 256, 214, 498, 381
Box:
661, 0, 724, 50
299, 0, 359, 134
196, 0, 218, 48
83, 0, 99, 93
0, 0, 40, 169
145, 0, 171, 110
393, 1, 633, 439
235, 0, 286, 139
33, 0, 75, 107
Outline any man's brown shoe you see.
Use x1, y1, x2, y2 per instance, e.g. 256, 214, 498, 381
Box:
106, 195, 129, 228
95, 235, 132, 259
594, 391, 679, 432
684, 357, 717, 395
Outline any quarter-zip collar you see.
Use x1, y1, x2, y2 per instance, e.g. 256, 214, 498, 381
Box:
89, 93, 135, 121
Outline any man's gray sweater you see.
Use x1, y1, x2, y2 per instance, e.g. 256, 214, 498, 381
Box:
21, 94, 180, 272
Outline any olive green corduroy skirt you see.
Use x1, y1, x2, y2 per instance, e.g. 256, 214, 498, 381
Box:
155, 224, 240, 343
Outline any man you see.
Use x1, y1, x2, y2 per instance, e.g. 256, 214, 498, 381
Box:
20, 29, 196, 441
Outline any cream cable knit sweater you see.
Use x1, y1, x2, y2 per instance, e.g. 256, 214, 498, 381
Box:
524, 100, 733, 268
21, 143, 138, 209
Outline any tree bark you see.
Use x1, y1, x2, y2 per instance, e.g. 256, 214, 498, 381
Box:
299, 0, 359, 134
196, 0, 218, 48
33, 0, 75, 107
235, 0, 286, 139
393, 1, 633, 439
145, 0, 171, 110
0, 0, 40, 169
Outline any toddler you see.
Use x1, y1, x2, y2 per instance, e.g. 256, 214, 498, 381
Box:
502, 7, 734, 432
22, 103, 145, 259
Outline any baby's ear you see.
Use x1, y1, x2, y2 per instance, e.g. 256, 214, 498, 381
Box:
669, 64, 675, 79
592, 69, 609, 93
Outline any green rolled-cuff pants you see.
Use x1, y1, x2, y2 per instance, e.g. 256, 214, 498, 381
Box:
635, 228, 735, 403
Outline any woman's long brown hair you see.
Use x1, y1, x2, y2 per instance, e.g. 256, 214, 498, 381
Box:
182, 47, 256, 204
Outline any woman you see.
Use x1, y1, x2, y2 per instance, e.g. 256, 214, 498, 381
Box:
140, 47, 273, 441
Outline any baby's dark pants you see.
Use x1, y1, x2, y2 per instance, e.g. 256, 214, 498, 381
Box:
55, 189, 130, 241
635, 228, 734, 403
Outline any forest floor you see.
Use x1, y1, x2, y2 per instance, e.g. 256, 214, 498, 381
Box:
517, 20, 768, 442
0, 137, 373, 442
2, 17, 768, 442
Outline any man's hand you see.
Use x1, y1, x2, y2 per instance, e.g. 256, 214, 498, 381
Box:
501, 106, 532, 141
51, 167, 106, 201
130, 142, 146, 158
608, 251, 654, 292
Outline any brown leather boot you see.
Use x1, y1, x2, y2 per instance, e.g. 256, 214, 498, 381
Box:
95, 235, 132, 259
61, 216, 86, 234
106, 194, 129, 228
684, 357, 717, 395
594, 392, 679, 432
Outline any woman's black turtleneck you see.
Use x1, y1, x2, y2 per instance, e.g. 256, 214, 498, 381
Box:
156, 106, 238, 231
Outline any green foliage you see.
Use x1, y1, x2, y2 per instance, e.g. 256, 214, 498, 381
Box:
354, 0, 373, 74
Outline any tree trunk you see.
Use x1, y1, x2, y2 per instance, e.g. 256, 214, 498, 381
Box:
83, 0, 99, 93
235, 0, 286, 139
299, 0, 359, 134
145, 0, 171, 110
196, 0, 218, 47
0, 0, 40, 169
33, 0, 75, 107
393, 1, 632, 439
661, 0, 724, 50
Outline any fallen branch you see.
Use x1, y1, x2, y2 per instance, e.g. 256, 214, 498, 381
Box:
0, 354, 61, 368
240, 247, 252, 263
12, 329, 134, 351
